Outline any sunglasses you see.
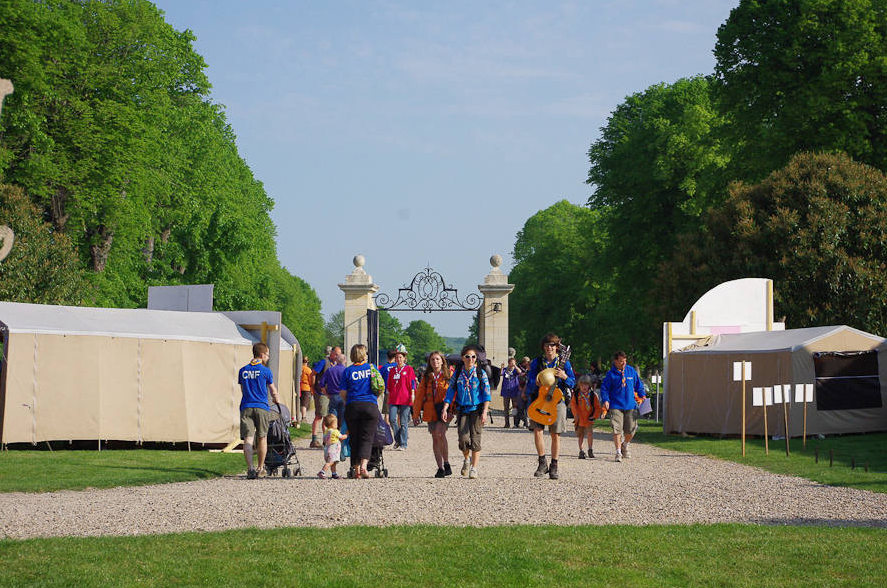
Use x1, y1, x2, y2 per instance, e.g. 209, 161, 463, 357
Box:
463, 354, 477, 359
544, 343, 558, 348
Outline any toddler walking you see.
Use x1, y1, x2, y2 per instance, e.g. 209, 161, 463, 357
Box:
318, 414, 347, 479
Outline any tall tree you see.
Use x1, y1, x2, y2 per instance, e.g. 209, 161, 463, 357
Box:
658, 152, 887, 335
714, 0, 887, 180
403, 319, 451, 367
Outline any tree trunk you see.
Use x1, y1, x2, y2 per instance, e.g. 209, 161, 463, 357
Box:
51, 187, 70, 232
90, 227, 114, 272
141, 235, 155, 265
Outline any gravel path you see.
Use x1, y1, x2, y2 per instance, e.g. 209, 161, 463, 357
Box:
2, 424, 886, 539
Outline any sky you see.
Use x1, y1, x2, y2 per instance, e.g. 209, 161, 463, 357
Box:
152, 0, 737, 337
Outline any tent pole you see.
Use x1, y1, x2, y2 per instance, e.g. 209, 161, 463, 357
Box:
782, 400, 790, 456
763, 398, 769, 455
803, 398, 808, 449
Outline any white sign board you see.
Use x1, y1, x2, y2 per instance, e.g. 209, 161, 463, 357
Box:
774, 385, 783, 404
753, 387, 763, 406
794, 383, 814, 403
732, 361, 752, 382
764, 386, 774, 406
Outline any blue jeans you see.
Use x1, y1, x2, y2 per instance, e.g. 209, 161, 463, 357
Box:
389, 404, 411, 447
328, 393, 345, 427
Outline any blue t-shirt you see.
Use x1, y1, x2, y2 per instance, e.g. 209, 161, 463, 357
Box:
343, 362, 376, 404
238, 360, 274, 410
321, 363, 346, 395
379, 361, 396, 390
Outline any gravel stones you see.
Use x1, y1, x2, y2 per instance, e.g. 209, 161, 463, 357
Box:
2, 426, 886, 539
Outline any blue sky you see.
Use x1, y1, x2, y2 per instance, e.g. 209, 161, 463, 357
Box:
152, 0, 737, 336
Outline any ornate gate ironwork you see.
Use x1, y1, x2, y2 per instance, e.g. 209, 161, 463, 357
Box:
374, 266, 482, 312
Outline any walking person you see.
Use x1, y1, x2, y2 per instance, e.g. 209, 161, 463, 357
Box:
378, 350, 397, 424
320, 353, 347, 427
570, 374, 602, 459
413, 350, 454, 477
341, 344, 382, 479
238, 342, 280, 479
600, 351, 646, 462
311, 347, 340, 448
441, 344, 490, 479
526, 333, 576, 480
499, 356, 522, 428
297, 356, 314, 428
386, 344, 416, 450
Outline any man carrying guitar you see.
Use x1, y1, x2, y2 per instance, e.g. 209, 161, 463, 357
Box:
526, 333, 576, 480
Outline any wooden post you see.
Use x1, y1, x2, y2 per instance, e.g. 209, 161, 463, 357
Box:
782, 399, 790, 457
763, 387, 769, 455
803, 393, 808, 449
741, 363, 747, 457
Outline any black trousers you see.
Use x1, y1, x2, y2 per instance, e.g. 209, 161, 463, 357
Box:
345, 400, 380, 468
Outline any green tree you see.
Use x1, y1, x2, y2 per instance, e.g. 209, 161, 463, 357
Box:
0, 183, 88, 304
714, 0, 887, 180
403, 320, 451, 367
378, 310, 411, 359
323, 310, 344, 351
658, 152, 887, 334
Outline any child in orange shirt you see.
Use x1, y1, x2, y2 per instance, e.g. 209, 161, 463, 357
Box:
570, 374, 601, 459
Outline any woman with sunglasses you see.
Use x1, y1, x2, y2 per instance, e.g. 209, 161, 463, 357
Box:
441, 344, 490, 479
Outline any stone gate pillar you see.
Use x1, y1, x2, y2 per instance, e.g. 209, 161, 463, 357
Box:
478, 255, 514, 409
338, 255, 378, 362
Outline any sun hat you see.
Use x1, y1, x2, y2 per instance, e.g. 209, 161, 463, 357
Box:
395, 343, 408, 355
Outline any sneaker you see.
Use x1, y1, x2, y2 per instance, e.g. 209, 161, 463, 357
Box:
534, 457, 549, 477
393, 442, 401, 450
622, 443, 631, 458
309, 440, 322, 449
461, 458, 471, 476
469, 467, 478, 479
615, 452, 623, 463
443, 462, 453, 476
578, 450, 587, 460
548, 462, 559, 480
317, 470, 326, 479
331, 473, 340, 479
434, 468, 446, 478
246, 469, 257, 480
256, 468, 267, 478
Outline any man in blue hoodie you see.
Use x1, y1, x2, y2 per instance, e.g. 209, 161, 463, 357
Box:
600, 350, 645, 462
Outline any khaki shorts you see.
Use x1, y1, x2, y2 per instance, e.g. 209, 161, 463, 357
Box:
240, 407, 270, 439
456, 410, 483, 452
529, 401, 567, 434
609, 408, 638, 437
314, 392, 329, 417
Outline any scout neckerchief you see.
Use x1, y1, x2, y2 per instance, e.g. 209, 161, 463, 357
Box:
578, 386, 592, 411
429, 369, 443, 402
460, 365, 476, 392
250, 359, 262, 366
617, 366, 626, 388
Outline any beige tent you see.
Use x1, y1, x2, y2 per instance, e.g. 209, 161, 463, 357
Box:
0, 301, 297, 446
665, 325, 887, 437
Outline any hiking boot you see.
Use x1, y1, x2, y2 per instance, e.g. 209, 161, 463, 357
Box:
548, 461, 559, 480
317, 470, 327, 479
309, 440, 322, 449
534, 457, 549, 477
461, 458, 471, 476
615, 452, 623, 463
578, 450, 587, 460
331, 473, 340, 479
469, 466, 478, 479
622, 443, 631, 458
443, 462, 452, 476
246, 469, 257, 480
435, 468, 446, 478
588, 450, 595, 459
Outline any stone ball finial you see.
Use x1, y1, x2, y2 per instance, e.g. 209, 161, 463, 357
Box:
490, 254, 502, 268
353, 254, 365, 268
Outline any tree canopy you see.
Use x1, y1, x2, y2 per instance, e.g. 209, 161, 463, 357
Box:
0, 0, 325, 358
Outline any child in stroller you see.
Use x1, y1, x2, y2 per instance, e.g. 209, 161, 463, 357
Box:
264, 403, 302, 477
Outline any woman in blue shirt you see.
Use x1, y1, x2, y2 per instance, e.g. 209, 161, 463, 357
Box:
341, 344, 381, 479
441, 345, 490, 479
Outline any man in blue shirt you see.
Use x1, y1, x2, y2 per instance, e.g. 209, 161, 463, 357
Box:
378, 350, 397, 424
600, 350, 646, 462
310, 346, 340, 448
238, 342, 280, 479
321, 353, 347, 426
526, 333, 576, 480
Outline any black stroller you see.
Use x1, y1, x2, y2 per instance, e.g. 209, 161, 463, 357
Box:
264, 403, 301, 477
345, 414, 394, 478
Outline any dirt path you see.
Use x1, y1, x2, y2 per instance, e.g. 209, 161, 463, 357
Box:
2, 424, 885, 539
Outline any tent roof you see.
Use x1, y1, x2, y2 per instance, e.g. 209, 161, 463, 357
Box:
0, 301, 256, 345
675, 325, 883, 354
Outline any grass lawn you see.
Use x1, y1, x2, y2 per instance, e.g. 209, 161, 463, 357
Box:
1, 524, 885, 588
0, 427, 312, 493
632, 420, 887, 493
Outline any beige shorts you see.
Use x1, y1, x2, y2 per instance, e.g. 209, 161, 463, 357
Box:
609, 408, 638, 437
456, 410, 483, 452
240, 407, 270, 439
529, 401, 567, 434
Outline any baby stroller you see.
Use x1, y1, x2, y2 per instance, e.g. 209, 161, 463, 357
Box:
264, 403, 301, 477
345, 414, 394, 478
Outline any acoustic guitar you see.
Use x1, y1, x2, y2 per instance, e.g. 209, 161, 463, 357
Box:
527, 344, 571, 426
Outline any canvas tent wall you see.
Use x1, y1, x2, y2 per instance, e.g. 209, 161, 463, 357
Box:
0, 301, 296, 445
664, 326, 887, 437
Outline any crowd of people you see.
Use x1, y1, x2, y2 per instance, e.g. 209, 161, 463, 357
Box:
238, 333, 648, 480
